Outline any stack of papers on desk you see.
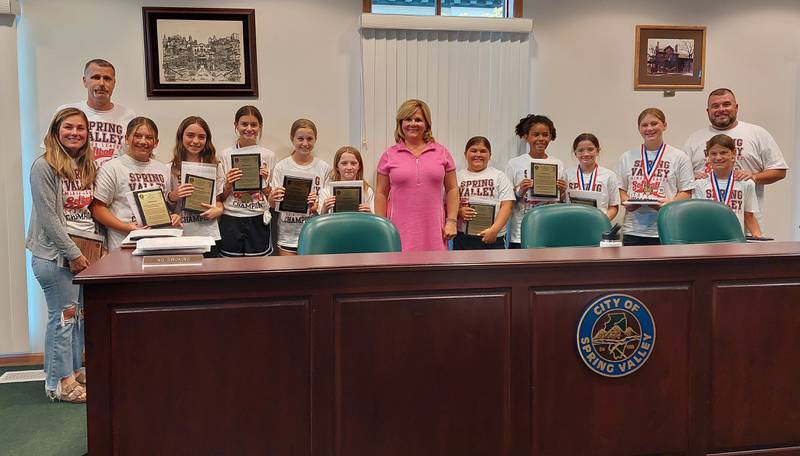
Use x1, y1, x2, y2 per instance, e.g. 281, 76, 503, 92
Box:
132, 236, 215, 256
122, 228, 182, 248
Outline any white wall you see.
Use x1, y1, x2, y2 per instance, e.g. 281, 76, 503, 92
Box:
526, 0, 800, 239
0, 13, 29, 355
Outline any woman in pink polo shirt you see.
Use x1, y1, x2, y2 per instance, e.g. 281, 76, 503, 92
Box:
375, 99, 459, 252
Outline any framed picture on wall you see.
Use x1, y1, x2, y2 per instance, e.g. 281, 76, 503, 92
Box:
142, 7, 258, 97
634, 25, 706, 90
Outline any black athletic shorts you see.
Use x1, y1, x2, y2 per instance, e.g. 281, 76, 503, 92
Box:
453, 232, 506, 250
218, 214, 273, 257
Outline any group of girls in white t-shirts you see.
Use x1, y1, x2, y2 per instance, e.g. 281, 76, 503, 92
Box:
85, 105, 377, 257
28, 102, 762, 408
40, 103, 764, 262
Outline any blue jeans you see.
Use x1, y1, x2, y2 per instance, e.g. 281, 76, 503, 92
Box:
31, 256, 84, 393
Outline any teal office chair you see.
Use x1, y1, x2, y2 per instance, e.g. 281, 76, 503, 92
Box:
657, 199, 746, 245
297, 212, 402, 255
520, 203, 612, 248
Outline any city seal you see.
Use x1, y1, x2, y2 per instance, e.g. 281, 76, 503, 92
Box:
576, 293, 656, 378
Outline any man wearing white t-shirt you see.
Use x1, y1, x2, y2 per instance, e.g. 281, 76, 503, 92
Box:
50, 59, 136, 167
683, 88, 787, 229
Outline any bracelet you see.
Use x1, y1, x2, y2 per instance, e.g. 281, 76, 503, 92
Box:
446, 218, 457, 224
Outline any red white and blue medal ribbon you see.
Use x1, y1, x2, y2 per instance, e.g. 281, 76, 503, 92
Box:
639, 144, 666, 195
577, 166, 598, 191
710, 171, 735, 207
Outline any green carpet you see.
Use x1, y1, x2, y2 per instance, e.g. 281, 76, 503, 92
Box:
0, 365, 87, 456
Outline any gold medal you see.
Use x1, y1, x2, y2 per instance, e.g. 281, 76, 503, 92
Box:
240, 193, 252, 203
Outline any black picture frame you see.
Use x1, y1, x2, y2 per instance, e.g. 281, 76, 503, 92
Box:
279, 175, 313, 214
132, 188, 172, 228
142, 7, 258, 97
183, 174, 216, 214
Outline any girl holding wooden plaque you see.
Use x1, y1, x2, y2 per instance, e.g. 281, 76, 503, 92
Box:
504, 114, 567, 249
268, 118, 331, 255
91, 117, 180, 251
454, 136, 514, 250
317, 146, 374, 214
166, 116, 225, 257
218, 106, 276, 257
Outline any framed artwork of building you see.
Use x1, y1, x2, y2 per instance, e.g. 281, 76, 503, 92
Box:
634, 25, 706, 90
142, 7, 258, 97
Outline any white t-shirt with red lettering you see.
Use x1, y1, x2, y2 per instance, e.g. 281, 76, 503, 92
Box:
456, 166, 515, 237
52, 101, 136, 167
504, 154, 566, 244
63, 160, 95, 233
617, 145, 695, 238
564, 165, 621, 215
692, 173, 759, 233
683, 121, 787, 228
94, 154, 171, 250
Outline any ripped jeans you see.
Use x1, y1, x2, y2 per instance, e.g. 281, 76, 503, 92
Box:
31, 256, 84, 393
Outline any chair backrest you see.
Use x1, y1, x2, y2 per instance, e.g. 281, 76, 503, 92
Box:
297, 212, 402, 255
520, 203, 612, 248
657, 199, 746, 245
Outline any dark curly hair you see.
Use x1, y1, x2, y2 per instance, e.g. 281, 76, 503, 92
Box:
515, 114, 556, 141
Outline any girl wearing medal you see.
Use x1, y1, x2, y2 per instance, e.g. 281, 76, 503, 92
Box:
692, 134, 762, 236
218, 106, 276, 257
455, 136, 515, 250
566, 133, 620, 220
504, 114, 568, 249
617, 108, 695, 246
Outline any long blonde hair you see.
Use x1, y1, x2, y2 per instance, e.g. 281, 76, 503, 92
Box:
42, 107, 95, 189
329, 146, 371, 192
394, 99, 434, 144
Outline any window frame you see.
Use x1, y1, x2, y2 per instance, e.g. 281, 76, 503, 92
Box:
363, 0, 522, 18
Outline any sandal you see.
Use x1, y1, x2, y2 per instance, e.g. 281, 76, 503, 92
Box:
75, 370, 87, 386
49, 381, 86, 403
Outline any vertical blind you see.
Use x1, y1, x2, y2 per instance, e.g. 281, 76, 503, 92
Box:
361, 23, 531, 177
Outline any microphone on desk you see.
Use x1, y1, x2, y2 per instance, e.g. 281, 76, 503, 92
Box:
603, 224, 622, 240
600, 224, 622, 247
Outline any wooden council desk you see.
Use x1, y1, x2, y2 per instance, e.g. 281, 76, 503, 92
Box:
76, 242, 800, 456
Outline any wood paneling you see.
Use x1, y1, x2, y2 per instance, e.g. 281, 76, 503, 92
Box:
108, 298, 310, 455
0, 353, 43, 366
532, 286, 691, 456
711, 282, 800, 452
334, 290, 512, 455
77, 243, 800, 455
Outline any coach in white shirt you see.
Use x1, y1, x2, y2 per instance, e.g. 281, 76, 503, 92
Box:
683, 88, 787, 229
50, 59, 136, 167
